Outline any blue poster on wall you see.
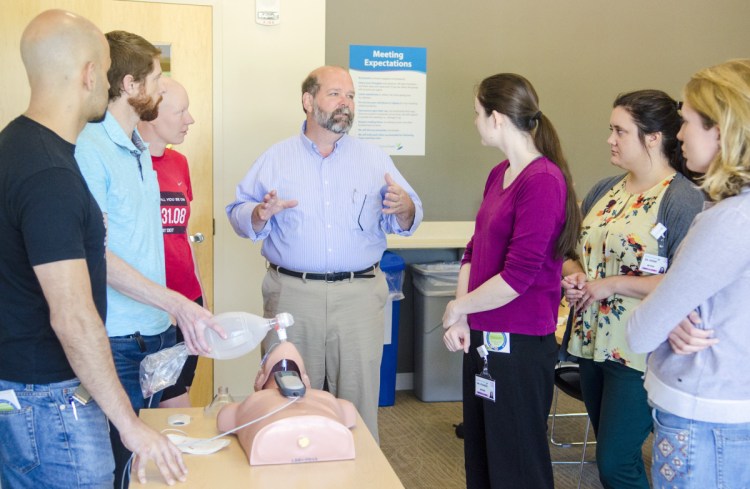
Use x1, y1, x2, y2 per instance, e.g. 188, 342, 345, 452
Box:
349, 45, 427, 156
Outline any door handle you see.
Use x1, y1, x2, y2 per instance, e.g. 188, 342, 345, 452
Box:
189, 232, 205, 243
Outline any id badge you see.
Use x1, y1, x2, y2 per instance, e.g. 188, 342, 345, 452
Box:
639, 253, 668, 274
483, 331, 511, 353
475, 345, 496, 401
650, 222, 667, 240
475, 374, 496, 402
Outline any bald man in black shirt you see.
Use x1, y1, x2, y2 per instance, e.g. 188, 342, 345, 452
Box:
0, 9, 186, 488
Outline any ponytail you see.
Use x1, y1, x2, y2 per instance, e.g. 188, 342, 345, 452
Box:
477, 73, 581, 259
533, 114, 581, 259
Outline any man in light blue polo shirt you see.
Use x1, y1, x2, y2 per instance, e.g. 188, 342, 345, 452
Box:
76, 30, 221, 487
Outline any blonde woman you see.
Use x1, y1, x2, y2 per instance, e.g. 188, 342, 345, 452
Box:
628, 59, 750, 488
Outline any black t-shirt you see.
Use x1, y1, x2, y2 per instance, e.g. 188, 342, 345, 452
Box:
0, 116, 107, 384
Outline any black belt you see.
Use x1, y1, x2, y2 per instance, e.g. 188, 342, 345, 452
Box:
269, 263, 378, 282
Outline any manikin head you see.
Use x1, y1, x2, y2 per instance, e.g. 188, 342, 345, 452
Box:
217, 341, 357, 466
254, 341, 312, 392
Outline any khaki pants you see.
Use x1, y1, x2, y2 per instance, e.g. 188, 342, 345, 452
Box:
261, 266, 388, 442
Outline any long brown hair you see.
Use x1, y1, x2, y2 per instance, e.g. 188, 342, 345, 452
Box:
613, 90, 698, 180
477, 73, 581, 258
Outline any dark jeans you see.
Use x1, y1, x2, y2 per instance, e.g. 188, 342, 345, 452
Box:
578, 358, 652, 489
161, 296, 203, 401
109, 326, 176, 488
462, 330, 557, 489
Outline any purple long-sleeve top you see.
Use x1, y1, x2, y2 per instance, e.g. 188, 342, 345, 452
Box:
463, 157, 566, 336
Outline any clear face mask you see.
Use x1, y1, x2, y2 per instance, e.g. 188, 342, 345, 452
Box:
165, 433, 231, 455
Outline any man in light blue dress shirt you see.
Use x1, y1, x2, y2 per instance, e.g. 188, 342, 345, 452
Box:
227, 65, 423, 440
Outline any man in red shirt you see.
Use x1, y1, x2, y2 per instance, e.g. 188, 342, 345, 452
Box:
138, 77, 204, 408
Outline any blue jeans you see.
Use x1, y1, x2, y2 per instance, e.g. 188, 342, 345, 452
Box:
652, 408, 750, 489
0, 378, 114, 488
109, 326, 176, 488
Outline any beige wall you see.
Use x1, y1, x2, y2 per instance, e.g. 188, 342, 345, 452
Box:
326, 0, 750, 220
211, 0, 326, 397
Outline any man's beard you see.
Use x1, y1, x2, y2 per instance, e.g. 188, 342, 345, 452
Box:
313, 102, 353, 134
128, 90, 162, 122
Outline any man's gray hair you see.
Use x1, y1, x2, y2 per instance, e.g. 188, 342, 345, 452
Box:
301, 73, 320, 114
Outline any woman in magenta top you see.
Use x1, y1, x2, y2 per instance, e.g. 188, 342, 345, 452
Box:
443, 73, 580, 489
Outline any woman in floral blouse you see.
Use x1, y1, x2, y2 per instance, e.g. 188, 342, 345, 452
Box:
561, 90, 705, 489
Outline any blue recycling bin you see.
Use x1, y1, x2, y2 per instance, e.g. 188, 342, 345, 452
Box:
378, 251, 405, 406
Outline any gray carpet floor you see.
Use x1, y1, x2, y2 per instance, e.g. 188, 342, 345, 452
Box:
378, 390, 653, 489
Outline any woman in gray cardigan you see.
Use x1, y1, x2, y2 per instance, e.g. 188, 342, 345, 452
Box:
628, 59, 750, 489
561, 90, 705, 489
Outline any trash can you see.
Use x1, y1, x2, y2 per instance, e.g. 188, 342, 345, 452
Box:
378, 251, 405, 407
411, 262, 462, 402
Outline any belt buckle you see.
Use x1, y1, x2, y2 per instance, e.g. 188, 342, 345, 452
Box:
324, 272, 336, 283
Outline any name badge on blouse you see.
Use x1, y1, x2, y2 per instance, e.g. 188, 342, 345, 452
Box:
650, 222, 667, 240
483, 332, 511, 354
639, 253, 668, 274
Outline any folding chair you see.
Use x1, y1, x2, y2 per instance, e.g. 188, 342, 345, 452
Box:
549, 363, 595, 489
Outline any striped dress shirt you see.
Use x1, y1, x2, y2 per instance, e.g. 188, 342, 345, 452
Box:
226, 123, 423, 273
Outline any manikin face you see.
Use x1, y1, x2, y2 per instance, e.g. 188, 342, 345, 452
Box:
128, 57, 164, 122
677, 100, 720, 174
309, 68, 355, 134
148, 82, 194, 145
606, 106, 652, 172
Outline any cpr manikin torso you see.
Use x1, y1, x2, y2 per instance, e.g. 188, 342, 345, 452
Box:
216, 342, 357, 465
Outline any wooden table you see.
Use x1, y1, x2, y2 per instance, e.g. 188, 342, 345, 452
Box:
136, 407, 405, 488
387, 221, 474, 249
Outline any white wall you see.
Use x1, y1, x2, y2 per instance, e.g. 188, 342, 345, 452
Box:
212, 0, 326, 397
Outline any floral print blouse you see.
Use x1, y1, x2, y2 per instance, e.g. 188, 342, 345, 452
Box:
567, 174, 676, 372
